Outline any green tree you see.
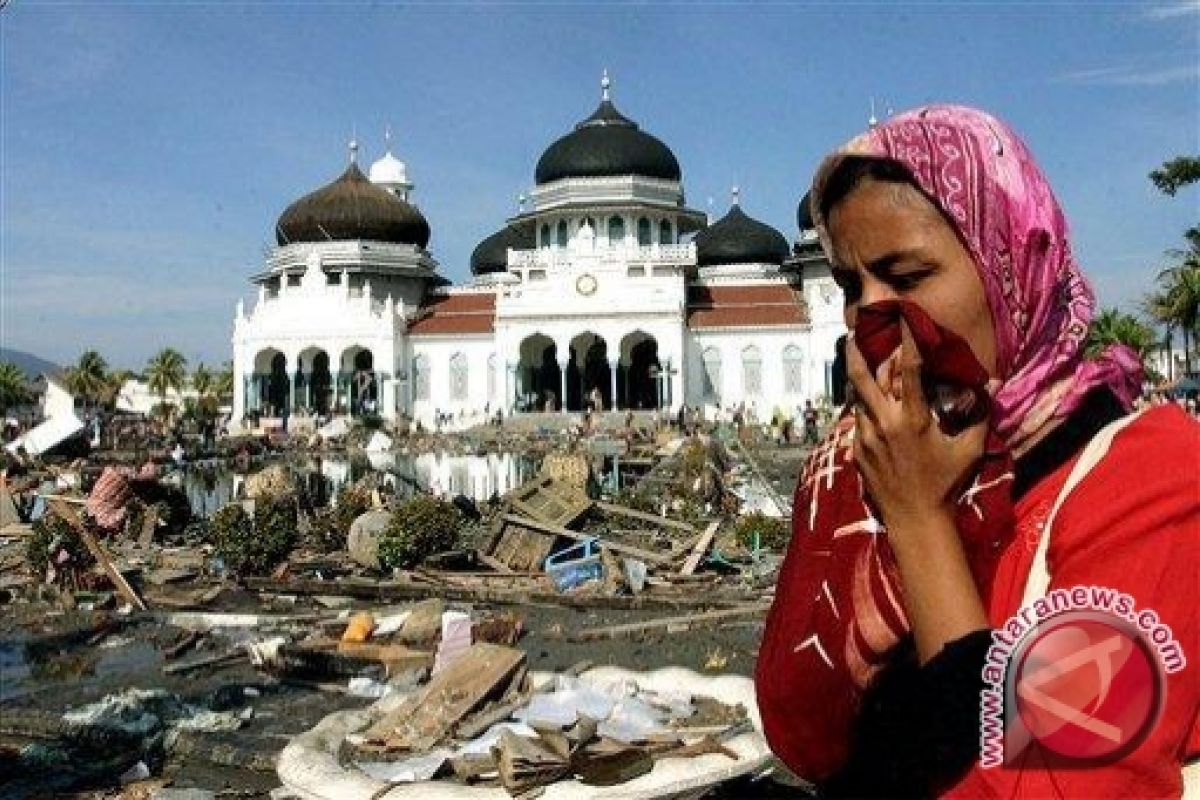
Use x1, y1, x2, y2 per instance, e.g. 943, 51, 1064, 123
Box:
214, 362, 235, 402
99, 368, 134, 409
0, 362, 29, 412
1086, 308, 1158, 362
192, 363, 213, 397
65, 350, 110, 407
1149, 156, 1200, 197
145, 348, 188, 400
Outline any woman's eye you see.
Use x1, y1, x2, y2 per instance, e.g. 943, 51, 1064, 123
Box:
837, 274, 862, 305
891, 271, 931, 291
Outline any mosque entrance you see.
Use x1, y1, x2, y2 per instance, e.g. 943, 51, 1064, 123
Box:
343, 348, 378, 416
308, 350, 333, 415
516, 334, 561, 412
567, 332, 611, 412
619, 331, 661, 410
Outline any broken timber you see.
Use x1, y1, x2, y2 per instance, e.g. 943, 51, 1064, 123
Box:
679, 521, 721, 576
47, 498, 148, 611
565, 603, 770, 643
595, 501, 696, 534
500, 513, 676, 566
242, 575, 749, 612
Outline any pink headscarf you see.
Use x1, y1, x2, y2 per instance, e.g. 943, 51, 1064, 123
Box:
810, 104, 1142, 453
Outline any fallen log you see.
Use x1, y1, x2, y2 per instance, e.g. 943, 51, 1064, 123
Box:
241, 575, 752, 612
564, 603, 770, 643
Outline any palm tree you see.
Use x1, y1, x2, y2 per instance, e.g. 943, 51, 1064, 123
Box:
1086, 309, 1158, 362
0, 362, 29, 412
192, 363, 213, 397
99, 368, 135, 410
1154, 263, 1200, 375
215, 362, 235, 403
1142, 291, 1178, 382
65, 350, 110, 407
145, 348, 188, 405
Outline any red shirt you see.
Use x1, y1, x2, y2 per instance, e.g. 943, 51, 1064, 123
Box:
947, 404, 1200, 798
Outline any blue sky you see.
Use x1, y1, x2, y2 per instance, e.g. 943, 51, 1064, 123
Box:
1, 0, 1197, 370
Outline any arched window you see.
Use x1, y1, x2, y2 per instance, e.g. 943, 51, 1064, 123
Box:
742, 345, 762, 396
487, 353, 498, 400
556, 220, 568, 247
637, 217, 652, 246
449, 353, 468, 401
659, 220, 673, 245
702, 347, 722, 400
607, 216, 625, 244
540, 224, 550, 248
783, 345, 803, 394
412, 355, 430, 401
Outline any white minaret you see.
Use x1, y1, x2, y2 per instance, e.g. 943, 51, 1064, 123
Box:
368, 125, 414, 201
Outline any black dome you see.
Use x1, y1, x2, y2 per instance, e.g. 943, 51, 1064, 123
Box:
797, 190, 814, 232
695, 204, 790, 267
275, 162, 431, 248
535, 99, 681, 185
470, 222, 535, 275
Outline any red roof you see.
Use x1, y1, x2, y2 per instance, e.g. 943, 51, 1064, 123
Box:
686, 284, 808, 329
408, 292, 496, 336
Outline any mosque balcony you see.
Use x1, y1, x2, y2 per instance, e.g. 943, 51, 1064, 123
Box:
529, 175, 683, 212
267, 240, 436, 275
506, 241, 695, 270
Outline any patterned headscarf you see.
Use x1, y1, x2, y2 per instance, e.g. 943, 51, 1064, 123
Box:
809, 104, 1142, 453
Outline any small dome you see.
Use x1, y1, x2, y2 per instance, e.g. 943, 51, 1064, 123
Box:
695, 203, 789, 267
470, 222, 535, 275
797, 190, 814, 232
275, 162, 430, 248
534, 76, 681, 185
368, 151, 409, 187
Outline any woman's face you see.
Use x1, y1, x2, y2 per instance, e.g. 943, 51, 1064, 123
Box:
826, 177, 998, 378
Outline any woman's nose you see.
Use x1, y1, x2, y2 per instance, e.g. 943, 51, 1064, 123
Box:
859, 274, 898, 307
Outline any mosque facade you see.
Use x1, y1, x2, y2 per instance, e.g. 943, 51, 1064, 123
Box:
230, 75, 845, 430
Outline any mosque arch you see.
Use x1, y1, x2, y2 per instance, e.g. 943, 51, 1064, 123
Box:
607, 215, 625, 244
556, 220, 568, 247
659, 219, 674, 245
637, 217, 652, 246
251, 347, 290, 416
702, 347, 722, 401
742, 345, 763, 396
449, 352, 469, 401
568, 331, 611, 412
412, 354, 431, 401
297, 345, 333, 414
517, 333, 561, 412
783, 345, 803, 395
340, 345, 377, 416
619, 330, 661, 410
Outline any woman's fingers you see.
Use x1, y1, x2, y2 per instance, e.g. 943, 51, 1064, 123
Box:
845, 335, 888, 423
898, 319, 930, 427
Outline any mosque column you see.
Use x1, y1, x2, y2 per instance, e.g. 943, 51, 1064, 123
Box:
608, 358, 619, 412
558, 360, 569, 414
290, 368, 300, 413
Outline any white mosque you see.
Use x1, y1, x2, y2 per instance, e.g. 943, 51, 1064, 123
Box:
230, 74, 845, 431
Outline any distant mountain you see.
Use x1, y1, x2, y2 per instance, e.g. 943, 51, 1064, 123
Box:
0, 348, 61, 380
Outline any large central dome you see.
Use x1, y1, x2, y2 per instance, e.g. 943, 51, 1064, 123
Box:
534, 74, 681, 185
275, 160, 431, 248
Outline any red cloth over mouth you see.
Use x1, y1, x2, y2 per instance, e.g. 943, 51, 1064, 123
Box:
755, 300, 1015, 782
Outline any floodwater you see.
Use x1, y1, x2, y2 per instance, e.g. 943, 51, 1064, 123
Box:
177, 451, 543, 517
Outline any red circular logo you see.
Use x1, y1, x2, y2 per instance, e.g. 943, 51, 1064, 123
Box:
1011, 610, 1164, 764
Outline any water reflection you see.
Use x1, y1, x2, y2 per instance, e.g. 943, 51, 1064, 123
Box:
178, 451, 541, 518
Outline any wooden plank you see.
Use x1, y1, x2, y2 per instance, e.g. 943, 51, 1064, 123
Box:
501, 513, 675, 566
476, 552, 516, 574
48, 499, 147, 611
363, 643, 525, 752
565, 604, 770, 643
511, 476, 592, 528
679, 521, 720, 576
595, 501, 697, 533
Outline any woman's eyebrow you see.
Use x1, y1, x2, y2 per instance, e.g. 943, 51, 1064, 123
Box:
866, 248, 924, 275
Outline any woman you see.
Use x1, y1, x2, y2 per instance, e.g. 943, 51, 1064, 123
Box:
756, 105, 1199, 797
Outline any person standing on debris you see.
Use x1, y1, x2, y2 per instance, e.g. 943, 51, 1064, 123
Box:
757, 106, 1200, 798
802, 400, 819, 445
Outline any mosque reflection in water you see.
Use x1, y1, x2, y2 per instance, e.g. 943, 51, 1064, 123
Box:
180, 451, 541, 518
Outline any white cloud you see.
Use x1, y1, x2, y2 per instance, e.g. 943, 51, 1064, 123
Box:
1056, 64, 1198, 87
1145, 1, 1200, 20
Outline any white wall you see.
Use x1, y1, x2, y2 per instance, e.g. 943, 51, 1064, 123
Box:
408, 335, 497, 429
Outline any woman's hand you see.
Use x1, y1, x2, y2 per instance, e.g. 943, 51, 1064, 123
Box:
846, 319, 988, 533
847, 319, 992, 663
